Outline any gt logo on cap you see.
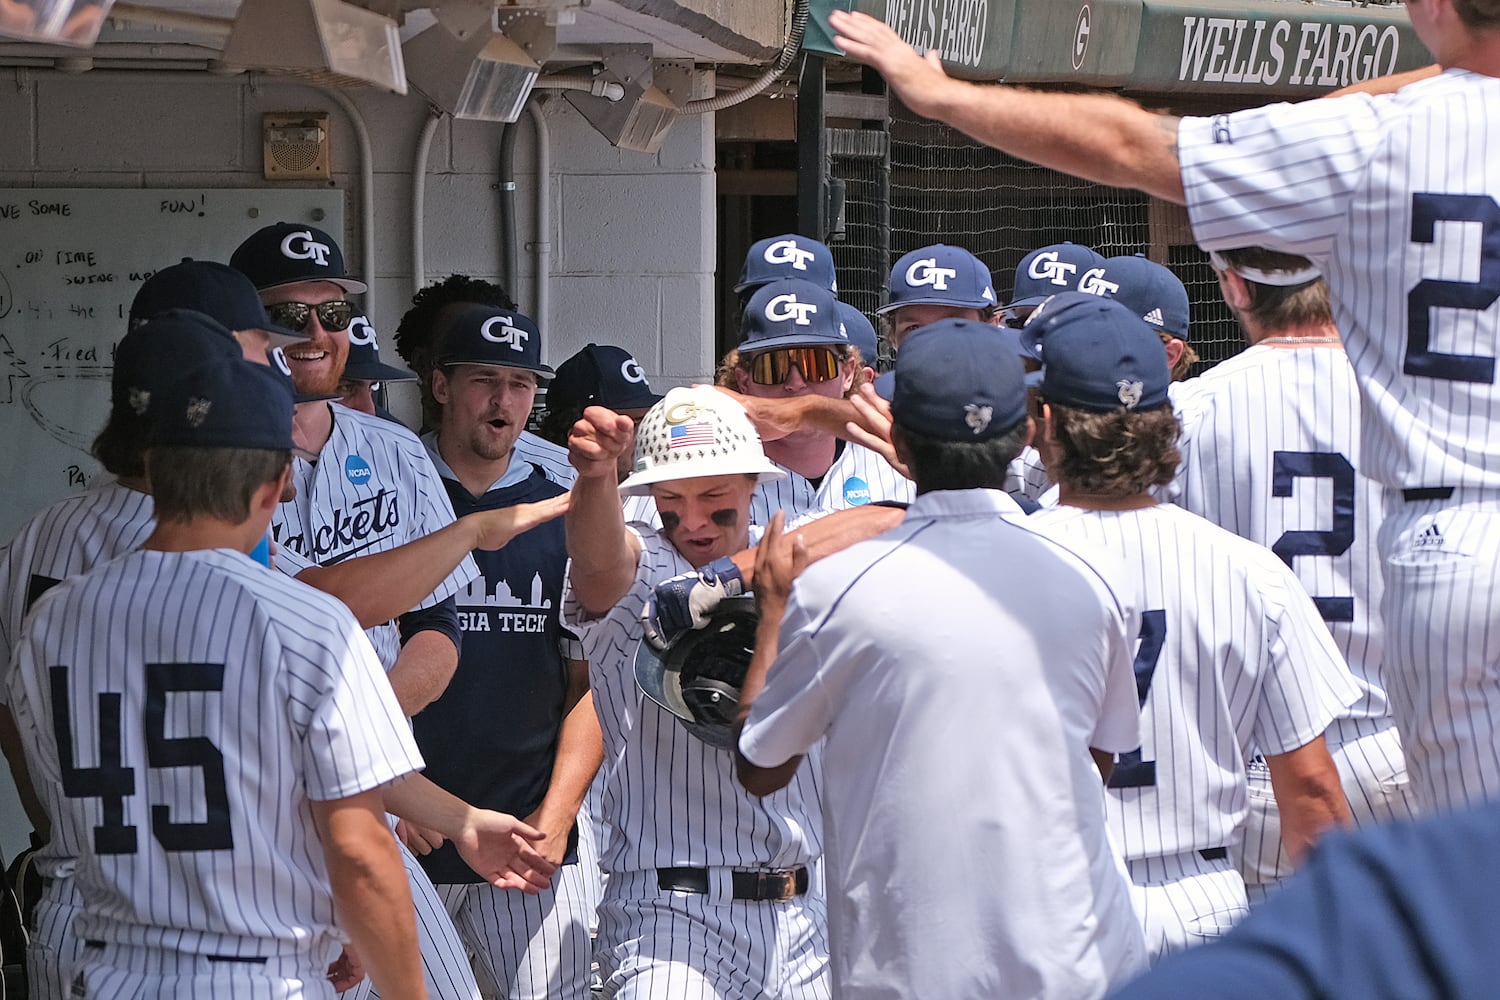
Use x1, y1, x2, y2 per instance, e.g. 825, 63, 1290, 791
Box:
1078, 267, 1120, 296
906, 257, 957, 291
481, 315, 529, 350
765, 294, 818, 326
1028, 251, 1078, 286
280, 230, 332, 266
764, 239, 815, 271
621, 359, 647, 383
348, 316, 377, 347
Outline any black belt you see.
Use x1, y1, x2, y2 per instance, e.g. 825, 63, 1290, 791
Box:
83, 941, 266, 964
1402, 487, 1454, 501
1198, 847, 1228, 862
657, 866, 809, 901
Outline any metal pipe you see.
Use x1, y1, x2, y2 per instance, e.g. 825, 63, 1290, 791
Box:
106, 2, 233, 40
411, 108, 444, 292
682, 0, 808, 115
526, 99, 551, 358
498, 122, 520, 298
532, 75, 624, 101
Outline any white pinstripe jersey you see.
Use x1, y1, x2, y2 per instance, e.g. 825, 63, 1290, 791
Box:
1181, 70, 1500, 491
8, 547, 422, 959
515, 431, 577, 488
560, 525, 822, 874
1029, 504, 1359, 860
749, 443, 914, 526
1173, 344, 1389, 722
271, 403, 478, 669
1003, 445, 1053, 502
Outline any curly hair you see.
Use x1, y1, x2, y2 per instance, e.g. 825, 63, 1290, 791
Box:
1161, 331, 1200, 382
394, 275, 519, 430
1047, 402, 1181, 497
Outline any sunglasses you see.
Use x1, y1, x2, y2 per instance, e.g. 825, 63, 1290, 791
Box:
749, 347, 841, 386
265, 299, 355, 332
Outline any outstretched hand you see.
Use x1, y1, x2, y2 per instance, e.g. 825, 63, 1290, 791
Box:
471, 493, 570, 550
752, 512, 808, 614
711, 386, 796, 443
453, 809, 559, 894
845, 382, 911, 480
829, 10, 954, 118
569, 405, 637, 480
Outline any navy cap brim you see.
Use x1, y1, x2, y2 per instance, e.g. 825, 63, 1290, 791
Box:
875, 294, 994, 315
295, 391, 342, 404
873, 370, 895, 401
440, 356, 556, 380
343, 359, 418, 382
740, 333, 851, 353
1000, 294, 1049, 313
264, 324, 310, 348
256, 274, 369, 295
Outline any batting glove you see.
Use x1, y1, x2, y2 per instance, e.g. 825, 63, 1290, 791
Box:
643, 557, 746, 651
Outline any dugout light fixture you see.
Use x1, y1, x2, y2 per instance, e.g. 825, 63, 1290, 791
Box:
222, 0, 407, 95
403, 22, 539, 123
0, 0, 115, 47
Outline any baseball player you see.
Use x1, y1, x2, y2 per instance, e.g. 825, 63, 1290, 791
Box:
1023, 293, 1356, 960
736, 318, 1148, 1000
560, 386, 831, 999
337, 313, 417, 422
1102, 255, 1198, 382
1173, 247, 1418, 900
829, 1, 1500, 811
7, 352, 428, 998
393, 274, 575, 485
734, 234, 839, 303
722, 278, 914, 523
230, 222, 488, 1000
877, 242, 998, 350
412, 304, 602, 1000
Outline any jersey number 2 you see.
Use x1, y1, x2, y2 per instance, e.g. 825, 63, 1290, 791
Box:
1272, 451, 1355, 623
51, 663, 233, 855
1110, 610, 1166, 790
1406, 193, 1500, 382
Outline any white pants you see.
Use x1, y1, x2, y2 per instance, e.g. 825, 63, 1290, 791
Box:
1380, 493, 1500, 812
347, 835, 481, 1000
27, 873, 84, 1000
1125, 850, 1248, 963
435, 863, 592, 1000
67, 940, 337, 1000
1234, 718, 1417, 903
595, 868, 829, 1000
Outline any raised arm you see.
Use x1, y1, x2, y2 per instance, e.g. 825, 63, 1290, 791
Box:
566, 406, 642, 616
830, 10, 1186, 204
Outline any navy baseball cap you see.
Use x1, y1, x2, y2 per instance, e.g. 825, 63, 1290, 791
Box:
343, 314, 416, 382
229, 221, 368, 294
739, 278, 847, 353
151, 354, 296, 452
1103, 254, 1191, 341
1020, 292, 1171, 412
835, 302, 879, 364
734, 234, 838, 295
889, 319, 1027, 442
129, 259, 306, 348
436, 305, 555, 379
1004, 242, 1107, 311
878, 244, 997, 315
549, 344, 662, 411
113, 309, 243, 420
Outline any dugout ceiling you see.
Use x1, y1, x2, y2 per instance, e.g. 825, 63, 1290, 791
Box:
807, 0, 1432, 97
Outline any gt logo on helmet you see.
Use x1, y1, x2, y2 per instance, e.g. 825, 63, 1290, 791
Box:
765, 294, 818, 326
906, 257, 957, 291
279, 230, 332, 266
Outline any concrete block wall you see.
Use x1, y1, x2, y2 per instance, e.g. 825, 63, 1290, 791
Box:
0, 68, 718, 858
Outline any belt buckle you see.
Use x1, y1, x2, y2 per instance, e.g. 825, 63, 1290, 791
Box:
758, 870, 795, 902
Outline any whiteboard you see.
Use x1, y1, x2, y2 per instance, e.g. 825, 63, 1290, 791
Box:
0, 188, 344, 540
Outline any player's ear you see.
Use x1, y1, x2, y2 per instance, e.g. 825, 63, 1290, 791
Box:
1163, 336, 1186, 372
1216, 268, 1251, 311
431, 366, 452, 405
1019, 415, 1036, 450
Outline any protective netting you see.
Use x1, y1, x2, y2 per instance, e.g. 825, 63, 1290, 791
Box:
827, 101, 1245, 372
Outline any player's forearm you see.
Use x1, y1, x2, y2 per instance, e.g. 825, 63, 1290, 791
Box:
1265, 737, 1352, 864
1326, 64, 1440, 98
566, 475, 637, 615
535, 682, 604, 832
387, 631, 459, 717
383, 772, 480, 840
297, 519, 480, 628
927, 84, 1187, 205
725, 506, 906, 588
313, 790, 428, 1000
734, 601, 802, 796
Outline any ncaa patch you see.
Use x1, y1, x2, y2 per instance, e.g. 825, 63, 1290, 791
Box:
843, 476, 871, 506
345, 454, 374, 486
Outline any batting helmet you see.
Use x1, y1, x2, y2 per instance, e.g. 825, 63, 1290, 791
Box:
635, 596, 759, 750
